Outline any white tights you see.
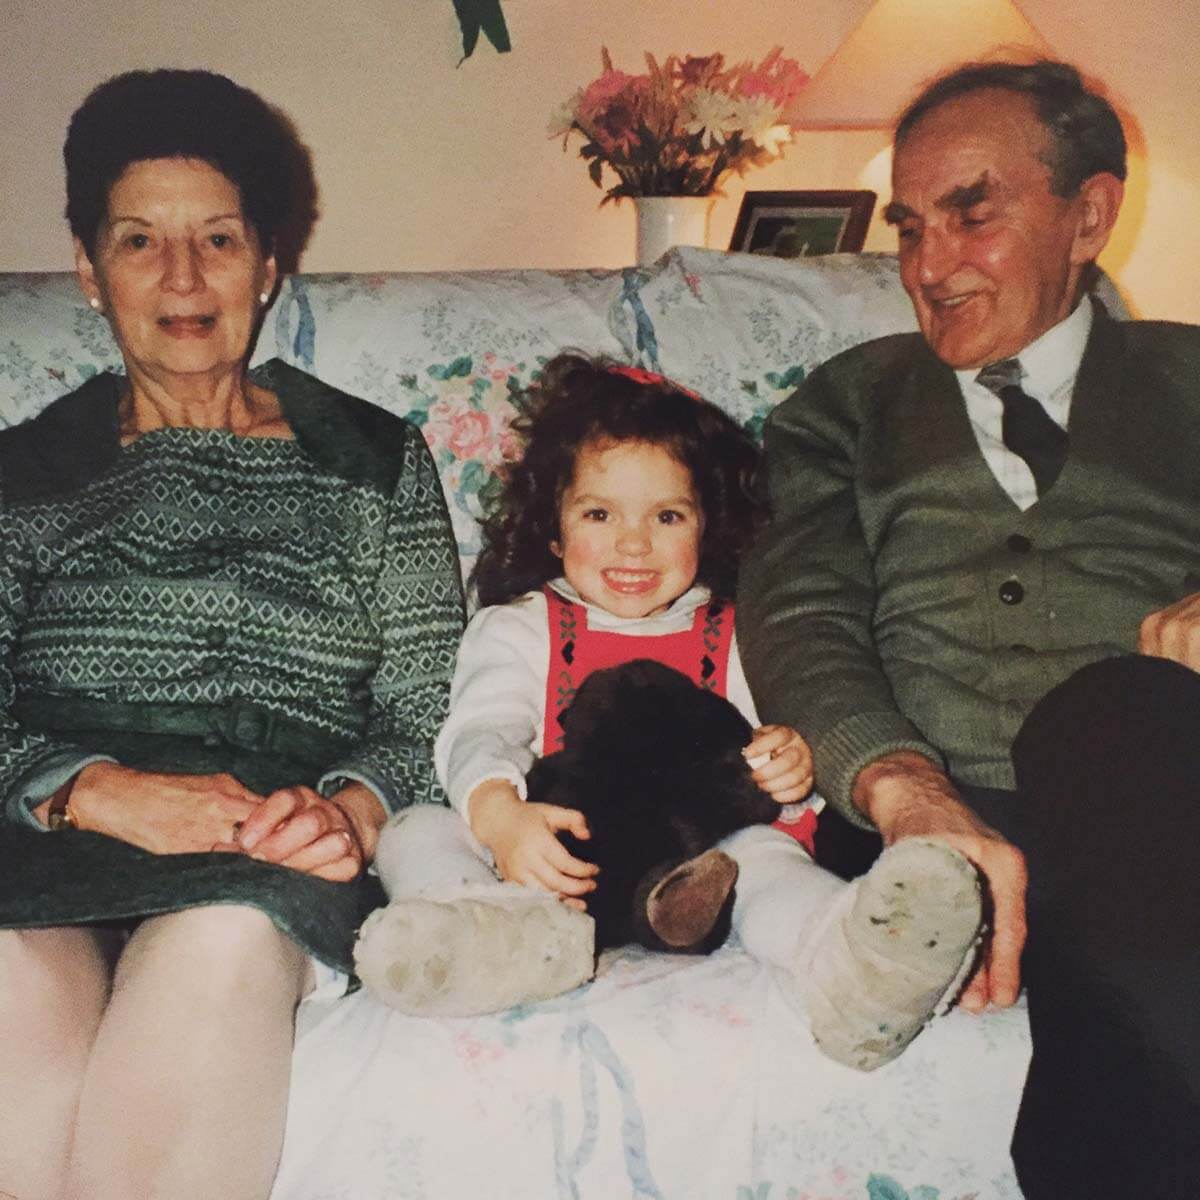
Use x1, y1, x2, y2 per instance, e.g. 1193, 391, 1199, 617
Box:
375, 807, 846, 973
0, 906, 312, 1200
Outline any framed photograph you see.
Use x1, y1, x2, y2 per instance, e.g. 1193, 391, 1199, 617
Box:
729, 190, 877, 258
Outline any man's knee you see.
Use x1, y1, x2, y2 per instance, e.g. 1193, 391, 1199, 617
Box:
1015, 652, 1200, 793
1020, 653, 1200, 744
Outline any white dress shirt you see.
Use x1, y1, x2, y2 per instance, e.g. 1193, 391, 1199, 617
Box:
955, 298, 1094, 511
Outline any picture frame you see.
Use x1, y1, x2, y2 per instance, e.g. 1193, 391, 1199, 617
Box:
728, 189, 877, 258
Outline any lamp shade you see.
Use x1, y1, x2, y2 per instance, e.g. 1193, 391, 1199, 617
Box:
786, 0, 1053, 129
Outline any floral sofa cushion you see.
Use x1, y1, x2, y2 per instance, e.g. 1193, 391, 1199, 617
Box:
0, 250, 924, 578
1, 249, 1124, 578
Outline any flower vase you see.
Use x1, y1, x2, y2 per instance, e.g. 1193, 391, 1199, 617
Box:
633, 196, 713, 266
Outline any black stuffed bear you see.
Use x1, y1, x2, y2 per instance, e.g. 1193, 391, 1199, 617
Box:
525, 659, 779, 955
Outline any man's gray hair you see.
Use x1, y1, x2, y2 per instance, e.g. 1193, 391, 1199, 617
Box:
895, 60, 1127, 197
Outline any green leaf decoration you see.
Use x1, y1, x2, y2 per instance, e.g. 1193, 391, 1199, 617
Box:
765, 365, 806, 390
866, 1177, 910, 1200
452, 0, 511, 61
428, 356, 474, 380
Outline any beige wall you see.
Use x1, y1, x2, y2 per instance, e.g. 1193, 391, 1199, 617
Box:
3, 0, 1198, 320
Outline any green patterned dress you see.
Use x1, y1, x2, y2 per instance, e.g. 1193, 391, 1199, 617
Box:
0, 360, 465, 969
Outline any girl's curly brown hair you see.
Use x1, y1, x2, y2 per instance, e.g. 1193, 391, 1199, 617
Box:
472, 352, 767, 608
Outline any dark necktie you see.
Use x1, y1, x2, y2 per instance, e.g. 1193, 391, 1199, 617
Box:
975, 358, 1069, 496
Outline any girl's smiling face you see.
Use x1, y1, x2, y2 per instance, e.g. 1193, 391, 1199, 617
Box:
553, 438, 704, 619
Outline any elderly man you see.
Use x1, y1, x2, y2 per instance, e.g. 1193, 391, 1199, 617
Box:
740, 60, 1200, 1198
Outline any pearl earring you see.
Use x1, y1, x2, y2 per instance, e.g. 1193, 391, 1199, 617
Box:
259, 292, 270, 305
89, 297, 102, 312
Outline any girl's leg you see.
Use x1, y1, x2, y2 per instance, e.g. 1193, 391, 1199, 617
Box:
356, 805, 594, 1016
721, 825, 843, 967
721, 825, 983, 1071
63, 905, 311, 1200
372, 802, 500, 899
0, 927, 115, 1200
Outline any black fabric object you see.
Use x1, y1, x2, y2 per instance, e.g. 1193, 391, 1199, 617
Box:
526, 659, 778, 953
0, 825, 383, 971
809, 805, 882, 881
0, 359, 415, 504
0, 693, 384, 970
1004, 654, 1200, 1198
975, 358, 1069, 495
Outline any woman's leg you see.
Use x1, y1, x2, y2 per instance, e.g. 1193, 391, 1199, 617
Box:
63, 905, 311, 1200
0, 926, 115, 1200
721, 824, 982, 1071
356, 805, 594, 1015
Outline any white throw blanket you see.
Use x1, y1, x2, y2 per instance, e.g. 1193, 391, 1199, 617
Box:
274, 940, 1029, 1200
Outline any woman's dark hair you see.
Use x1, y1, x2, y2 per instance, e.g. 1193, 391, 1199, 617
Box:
64, 69, 316, 263
472, 352, 767, 608
895, 60, 1127, 197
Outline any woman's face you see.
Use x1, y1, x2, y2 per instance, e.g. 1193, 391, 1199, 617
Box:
75, 157, 276, 387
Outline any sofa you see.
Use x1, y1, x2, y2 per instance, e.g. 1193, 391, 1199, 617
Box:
0, 248, 1051, 1200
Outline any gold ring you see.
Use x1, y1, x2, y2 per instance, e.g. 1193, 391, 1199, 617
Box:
339, 829, 355, 854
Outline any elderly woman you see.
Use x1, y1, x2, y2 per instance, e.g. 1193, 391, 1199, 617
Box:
0, 70, 463, 1200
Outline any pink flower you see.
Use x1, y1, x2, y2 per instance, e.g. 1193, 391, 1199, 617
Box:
577, 69, 648, 155
738, 47, 808, 109
497, 425, 522, 463
677, 53, 723, 86
578, 69, 641, 117
424, 394, 472, 455
448, 408, 493, 460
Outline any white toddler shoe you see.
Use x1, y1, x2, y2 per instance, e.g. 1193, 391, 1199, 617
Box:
800, 838, 984, 1071
354, 882, 596, 1017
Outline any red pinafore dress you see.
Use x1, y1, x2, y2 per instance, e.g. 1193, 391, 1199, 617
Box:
542, 587, 817, 852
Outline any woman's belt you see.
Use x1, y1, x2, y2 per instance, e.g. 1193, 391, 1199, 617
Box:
13, 693, 356, 773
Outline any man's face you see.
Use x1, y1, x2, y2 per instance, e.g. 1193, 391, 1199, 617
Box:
887, 90, 1090, 369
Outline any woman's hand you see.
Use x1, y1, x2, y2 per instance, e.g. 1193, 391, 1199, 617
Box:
468, 779, 598, 908
231, 783, 385, 882
67, 762, 263, 854
744, 724, 814, 805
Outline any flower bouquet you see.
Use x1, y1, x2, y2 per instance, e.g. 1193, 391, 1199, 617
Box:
551, 47, 808, 202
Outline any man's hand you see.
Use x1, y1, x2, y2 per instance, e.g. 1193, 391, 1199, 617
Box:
1139, 589, 1200, 671
852, 751, 1027, 1013
468, 779, 599, 908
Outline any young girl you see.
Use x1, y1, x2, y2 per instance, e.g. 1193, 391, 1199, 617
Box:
356, 353, 982, 1071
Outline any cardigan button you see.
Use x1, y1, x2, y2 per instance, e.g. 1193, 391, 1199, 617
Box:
1006, 534, 1032, 554
999, 579, 1025, 605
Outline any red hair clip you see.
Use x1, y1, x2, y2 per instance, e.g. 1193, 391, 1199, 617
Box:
608, 363, 701, 401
